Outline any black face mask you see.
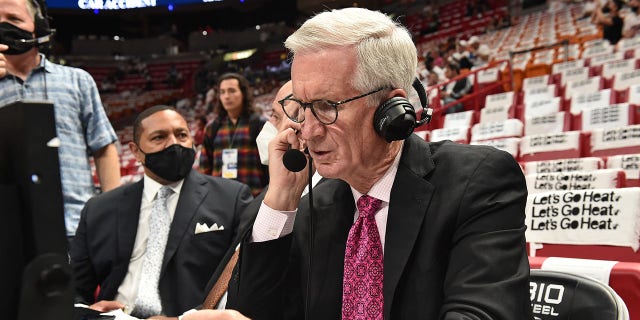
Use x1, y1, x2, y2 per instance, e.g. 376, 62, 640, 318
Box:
140, 144, 195, 182
0, 22, 36, 55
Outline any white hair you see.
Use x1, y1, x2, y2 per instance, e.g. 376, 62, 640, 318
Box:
285, 7, 417, 103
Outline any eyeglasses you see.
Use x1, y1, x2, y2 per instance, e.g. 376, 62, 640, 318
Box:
278, 87, 385, 125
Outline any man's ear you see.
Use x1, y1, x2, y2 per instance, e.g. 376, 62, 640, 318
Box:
387, 88, 407, 100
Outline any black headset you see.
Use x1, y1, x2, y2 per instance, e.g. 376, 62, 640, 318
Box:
373, 78, 433, 142
30, 0, 53, 52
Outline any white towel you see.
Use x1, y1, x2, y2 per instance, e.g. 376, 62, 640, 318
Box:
525, 187, 640, 251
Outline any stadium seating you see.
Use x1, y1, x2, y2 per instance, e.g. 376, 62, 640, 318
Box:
529, 269, 629, 320
530, 256, 639, 320
415, 10, 640, 310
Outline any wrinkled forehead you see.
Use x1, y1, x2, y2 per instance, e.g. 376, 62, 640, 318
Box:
290, 47, 357, 101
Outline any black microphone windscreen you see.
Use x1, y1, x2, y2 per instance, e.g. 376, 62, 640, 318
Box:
283, 149, 307, 172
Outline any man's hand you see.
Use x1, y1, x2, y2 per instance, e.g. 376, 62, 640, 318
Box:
263, 127, 309, 211
89, 300, 125, 312
181, 310, 250, 320
0, 44, 8, 78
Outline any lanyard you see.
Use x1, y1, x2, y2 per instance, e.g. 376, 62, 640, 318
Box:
226, 117, 241, 148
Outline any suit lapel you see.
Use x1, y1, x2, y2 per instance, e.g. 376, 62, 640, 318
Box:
383, 135, 435, 318
161, 171, 207, 275
116, 181, 144, 273
308, 180, 354, 311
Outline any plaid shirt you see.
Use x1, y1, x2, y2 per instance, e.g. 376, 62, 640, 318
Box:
200, 114, 266, 196
0, 55, 117, 236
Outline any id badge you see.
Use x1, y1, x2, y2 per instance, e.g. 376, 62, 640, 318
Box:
222, 148, 238, 179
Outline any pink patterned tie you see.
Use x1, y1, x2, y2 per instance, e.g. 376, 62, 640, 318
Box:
342, 195, 384, 320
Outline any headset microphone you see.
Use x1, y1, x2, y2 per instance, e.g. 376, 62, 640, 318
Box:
282, 129, 308, 172
32, 0, 54, 53
283, 148, 307, 172
17, 33, 53, 45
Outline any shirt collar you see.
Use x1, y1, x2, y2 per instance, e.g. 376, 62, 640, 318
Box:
142, 174, 184, 202
35, 53, 53, 73
351, 141, 404, 205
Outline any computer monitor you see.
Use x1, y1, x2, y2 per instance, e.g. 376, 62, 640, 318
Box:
0, 101, 73, 320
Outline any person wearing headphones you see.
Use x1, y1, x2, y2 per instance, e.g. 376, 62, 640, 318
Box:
161, 7, 530, 320
214, 7, 531, 320
0, 0, 121, 238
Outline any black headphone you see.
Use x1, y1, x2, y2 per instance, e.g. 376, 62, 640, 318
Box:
373, 78, 433, 142
30, 0, 53, 52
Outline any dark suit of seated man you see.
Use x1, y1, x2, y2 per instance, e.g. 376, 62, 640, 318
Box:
169, 8, 532, 320
221, 7, 532, 320
69, 105, 253, 318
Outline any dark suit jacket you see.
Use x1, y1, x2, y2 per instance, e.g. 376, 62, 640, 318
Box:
70, 170, 253, 316
227, 135, 533, 320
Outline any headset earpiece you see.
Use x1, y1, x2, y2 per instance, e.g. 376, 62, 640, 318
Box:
373, 78, 433, 142
374, 97, 417, 142
30, 0, 53, 52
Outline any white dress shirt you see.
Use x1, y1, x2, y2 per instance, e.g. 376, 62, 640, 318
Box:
212, 151, 401, 315
251, 146, 403, 253
115, 175, 184, 312
301, 171, 323, 197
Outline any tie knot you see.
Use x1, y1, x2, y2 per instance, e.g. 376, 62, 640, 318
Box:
157, 186, 172, 201
357, 195, 382, 219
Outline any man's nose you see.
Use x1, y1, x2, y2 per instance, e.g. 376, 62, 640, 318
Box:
300, 108, 323, 140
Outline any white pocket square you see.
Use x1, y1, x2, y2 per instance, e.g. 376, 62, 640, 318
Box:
195, 222, 224, 234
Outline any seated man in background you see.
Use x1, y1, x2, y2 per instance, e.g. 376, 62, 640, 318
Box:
144, 80, 320, 320
592, 0, 624, 45
440, 62, 472, 114
69, 105, 253, 318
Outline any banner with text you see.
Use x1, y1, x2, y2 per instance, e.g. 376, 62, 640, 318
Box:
522, 157, 604, 175
430, 127, 469, 143
607, 153, 640, 180
525, 188, 640, 251
525, 112, 567, 136
481, 104, 510, 123
471, 119, 523, 142
590, 124, 640, 152
444, 110, 474, 128
526, 169, 624, 193
471, 137, 520, 158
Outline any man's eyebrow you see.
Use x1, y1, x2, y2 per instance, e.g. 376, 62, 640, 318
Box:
147, 129, 168, 136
